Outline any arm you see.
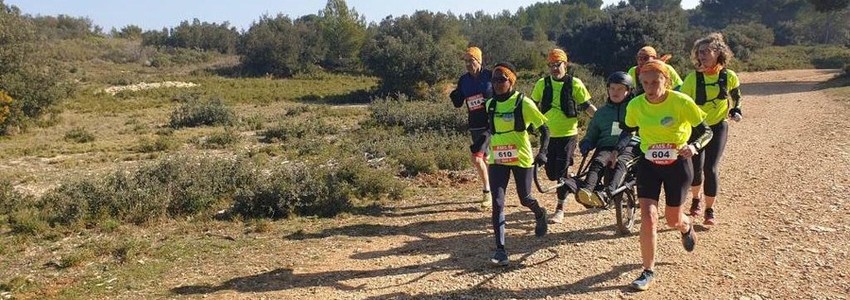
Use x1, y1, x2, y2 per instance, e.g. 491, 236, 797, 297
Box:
614, 129, 635, 151
680, 122, 714, 158
535, 124, 551, 165
729, 87, 742, 118
579, 102, 597, 117
450, 88, 464, 108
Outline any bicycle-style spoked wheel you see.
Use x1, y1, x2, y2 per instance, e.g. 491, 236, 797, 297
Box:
614, 186, 638, 235
533, 163, 566, 194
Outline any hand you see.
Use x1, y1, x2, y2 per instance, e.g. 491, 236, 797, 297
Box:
579, 140, 593, 156
729, 108, 743, 122
535, 152, 548, 166
678, 144, 698, 158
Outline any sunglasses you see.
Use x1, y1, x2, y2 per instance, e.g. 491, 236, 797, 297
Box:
492, 76, 510, 83
548, 62, 563, 68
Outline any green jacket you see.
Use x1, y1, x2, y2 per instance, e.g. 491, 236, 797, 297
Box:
581, 98, 638, 149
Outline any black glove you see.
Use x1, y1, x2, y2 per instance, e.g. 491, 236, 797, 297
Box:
450, 89, 463, 108
729, 107, 742, 117
534, 151, 548, 166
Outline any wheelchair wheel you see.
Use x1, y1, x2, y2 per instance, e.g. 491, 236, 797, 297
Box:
614, 186, 638, 235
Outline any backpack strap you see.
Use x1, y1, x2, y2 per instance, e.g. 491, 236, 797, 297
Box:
560, 75, 577, 117
717, 68, 728, 100
695, 72, 707, 105
696, 69, 729, 105
513, 92, 526, 132
487, 97, 498, 134
487, 92, 528, 134
541, 77, 553, 114
541, 76, 576, 117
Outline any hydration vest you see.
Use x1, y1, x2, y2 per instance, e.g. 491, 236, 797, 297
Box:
695, 68, 728, 105
487, 92, 527, 134
540, 76, 577, 117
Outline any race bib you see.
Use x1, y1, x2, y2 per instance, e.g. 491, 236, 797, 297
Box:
645, 143, 678, 165
493, 144, 519, 164
466, 94, 485, 111
610, 121, 622, 136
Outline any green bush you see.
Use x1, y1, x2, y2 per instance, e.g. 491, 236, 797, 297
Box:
169, 96, 234, 128
0, 179, 27, 217
260, 119, 338, 143
740, 45, 850, 71
231, 163, 351, 219
63, 127, 95, 143
369, 94, 466, 133
723, 23, 774, 61
39, 156, 258, 226
396, 153, 437, 176
336, 159, 406, 200
357, 128, 470, 176
0, 7, 72, 134
197, 129, 241, 149
136, 135, 179, 153
9, 207, 49, 235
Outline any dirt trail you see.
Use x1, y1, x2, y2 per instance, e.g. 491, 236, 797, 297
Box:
165, 69, 850, 299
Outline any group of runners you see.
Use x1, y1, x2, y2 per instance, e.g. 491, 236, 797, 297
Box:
449, 32, 743, 291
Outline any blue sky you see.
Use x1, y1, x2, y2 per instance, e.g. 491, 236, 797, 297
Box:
6, 0, 700, 31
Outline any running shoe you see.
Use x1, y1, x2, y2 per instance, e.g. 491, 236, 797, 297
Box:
631, 269, 655, 291
681, 225, 697, 252
576, 188, 604, 208
550, 208, 565, 224
479, 192, 492, 210
593, 190, 609, 208
688, 198, 702, 217
491, 248, 509, 266
534, 207, 548, 237
703, 207, 716, 225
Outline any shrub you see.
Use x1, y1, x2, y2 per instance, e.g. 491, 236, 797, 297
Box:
360, 11, 465, 96
0, 8, 72, 134
63, 127, 95, 143
357, 128, 470, 176
8, 207, 49, 235
136, 135, 179, 153
197, 129, 241, 149
39, 156, 258, 226
260, 119, 338, 143
169, 96, 234, 128
723, 23, 774, 61
0, 179, 27, 217
397, 153, 437, 176
232, 162, 351, 219
369, 93, 466, 133
336, 159, 406, 200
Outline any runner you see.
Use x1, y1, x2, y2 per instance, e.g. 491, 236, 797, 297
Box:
576, 71, 640, 208
450, 47, 493, 210
485, 62, 549, 266
680, 33, 743, 225
628, 46, 683, 94
624, 60, 714, 291
530, 48, 596, 224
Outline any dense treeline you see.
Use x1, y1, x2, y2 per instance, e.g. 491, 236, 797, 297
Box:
129, 0, 848, 90
0, 0, 848, 134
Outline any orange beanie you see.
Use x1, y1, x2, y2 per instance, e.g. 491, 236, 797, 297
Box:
465, 47, 482, 63
548, 49, 568, 63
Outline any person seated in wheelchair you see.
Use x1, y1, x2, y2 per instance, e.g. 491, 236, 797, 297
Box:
575, 71, 641, 208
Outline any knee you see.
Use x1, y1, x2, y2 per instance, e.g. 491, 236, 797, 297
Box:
664, 211, 683, 228
640, 207, 658, 223
519, 195, 537, 207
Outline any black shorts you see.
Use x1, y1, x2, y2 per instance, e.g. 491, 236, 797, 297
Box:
469, 128, 490, 155
636, 156, 693, 207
